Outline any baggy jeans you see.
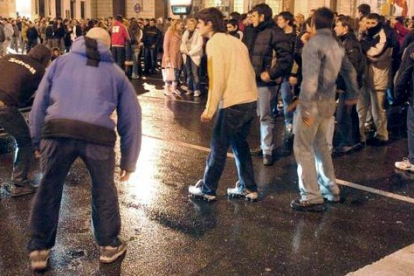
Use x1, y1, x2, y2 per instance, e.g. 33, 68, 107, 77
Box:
293, 102, 340, 203
28, 138, 121, 251
201, 102, 258, 195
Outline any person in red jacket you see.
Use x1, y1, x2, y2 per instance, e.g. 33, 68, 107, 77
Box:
111, 14, 130, 70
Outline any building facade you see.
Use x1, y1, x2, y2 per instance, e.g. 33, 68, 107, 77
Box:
2, 0, 413, 20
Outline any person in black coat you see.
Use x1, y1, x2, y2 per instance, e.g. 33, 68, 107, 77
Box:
334, 15, 364, 153
242, 3, 292, 166
0, 44, 51, 197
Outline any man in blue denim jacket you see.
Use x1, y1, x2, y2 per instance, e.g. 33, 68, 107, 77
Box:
290, 8, 359, 212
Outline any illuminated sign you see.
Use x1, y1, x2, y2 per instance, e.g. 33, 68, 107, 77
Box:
170, 0, 192, 15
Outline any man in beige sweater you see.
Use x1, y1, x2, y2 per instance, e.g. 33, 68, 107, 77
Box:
188, 7, 259, 202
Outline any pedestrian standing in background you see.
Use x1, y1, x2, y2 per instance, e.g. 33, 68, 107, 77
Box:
161, 19, 184, 95
111, 14, 131, 71
180, 18, 203, 97
27, 27, 141, 271
290, 7, 359, 212
188, 7, 259, 202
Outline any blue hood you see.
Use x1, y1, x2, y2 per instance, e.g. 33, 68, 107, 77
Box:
70, 36, 114, 63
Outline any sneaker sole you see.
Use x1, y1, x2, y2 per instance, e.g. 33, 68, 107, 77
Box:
99, 247, 127, 264
227, 193, 258, 202
188, 194, 216, 202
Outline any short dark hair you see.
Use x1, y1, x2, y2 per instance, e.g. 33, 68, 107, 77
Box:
278, 11, 294, 26
251, 3, 273, 22
115, 14, 123, 21
227, 18, 239, 28
357, 4, 371, 16
313, 7, 334, 30
196, 7, 226, 33
366, 13, 381, 22
229, 11, 241, 21
336, 15, 355, 32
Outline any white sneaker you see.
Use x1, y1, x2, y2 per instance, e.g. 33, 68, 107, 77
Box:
188, 180, 216, 201
194, 90, 201, 97
227, 181, 258, 201
395, 158, 414, 172
180, 84, 188, 91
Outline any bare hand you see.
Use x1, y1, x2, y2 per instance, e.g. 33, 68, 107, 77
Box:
302, 116, 314, 126
289, 76, 298, 85
200, 110, 212, 123
260, 71, 271, 83
120, 170, 132, 182
344, 99, 358, 106
34, 150, 41, 158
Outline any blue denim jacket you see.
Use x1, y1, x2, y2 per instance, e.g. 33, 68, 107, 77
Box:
299, 28, 359, 117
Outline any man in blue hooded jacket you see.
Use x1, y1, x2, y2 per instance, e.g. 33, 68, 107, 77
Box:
27, 27, 142, 271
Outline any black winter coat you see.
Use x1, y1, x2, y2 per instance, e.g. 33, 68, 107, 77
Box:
242, 21, 292, 86
394, 42, 414, 105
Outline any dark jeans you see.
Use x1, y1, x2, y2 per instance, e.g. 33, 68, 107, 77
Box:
336, 92, 360, 146
28, 138, 121, 251
185, 57, 200, 91
111, 46, 126, 71
0, 106, 33, 183
144, 45, 158, 73
202, 102, 257, 195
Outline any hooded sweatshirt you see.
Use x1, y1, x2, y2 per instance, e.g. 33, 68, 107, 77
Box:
0, 44, 51, 107
29, 36, 142, 172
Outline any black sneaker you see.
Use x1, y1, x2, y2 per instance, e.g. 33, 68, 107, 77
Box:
250, 147, 262, 156
263, 154, 274, 166
99, 240, 127, 264
290, 199, 325, 212
323, 196, 345, 204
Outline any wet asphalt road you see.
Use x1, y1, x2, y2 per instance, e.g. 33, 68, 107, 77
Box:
0, 73, 414, 276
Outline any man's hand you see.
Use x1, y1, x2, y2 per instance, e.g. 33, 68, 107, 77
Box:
200, 110, 212, 123
260, 71, 271, 83
289, 76, 298, 85
302, 115, 314, 126
120, 170, 132, 182
34, 150, 41, 159
344, 99, 358, 106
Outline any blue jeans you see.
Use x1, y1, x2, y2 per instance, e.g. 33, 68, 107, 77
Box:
257, 85, 278, 155
185, 56, 200, 91
111, 46, 126, 70
28, 138, 122, 250
201, 102, 257, 195
279, 77, 294, 126
293, 101, 340, 203
144, 45, 158, 73
0, 106, 33, 183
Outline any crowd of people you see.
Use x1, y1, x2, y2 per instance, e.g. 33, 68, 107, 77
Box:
0, 2, 414, 272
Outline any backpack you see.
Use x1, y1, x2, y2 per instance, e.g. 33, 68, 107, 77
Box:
0, 25, 5, 43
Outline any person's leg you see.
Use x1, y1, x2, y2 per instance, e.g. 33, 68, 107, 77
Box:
28, 139, 78, 251
313, 117, 340, 200
80, 143, 122, 247
357, 85, 371, 143
370, 90, 388, 141
229, 103, 257, 192
293, 109, 324, 203
191, 59, 201, 93
256, 86, 276, 156
0, 107, 32, 183
335, 92, 353, 147
407, 106, 414, 164
280, 78, 294, 127
202, 109, 231, 195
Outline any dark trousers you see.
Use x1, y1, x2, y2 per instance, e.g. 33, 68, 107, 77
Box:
144, 46, 158, 74
0, 106, 33, 183
28, 138, 121, 251
202, 102, 257, 195
336, 92, 360, 146
408, 106, 414, 164
111, 46, 126, 71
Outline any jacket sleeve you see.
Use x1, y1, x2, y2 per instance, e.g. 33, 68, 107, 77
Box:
204, 42, 225, 118
29, 62, 56, 150
187, 31, 204, 57
298, 41, 319, 116
268, 30, 293, 80
163, 30, 171, 60
339, 54, 359, 101
116, 78, 142, 172
394, 47, 414, 104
